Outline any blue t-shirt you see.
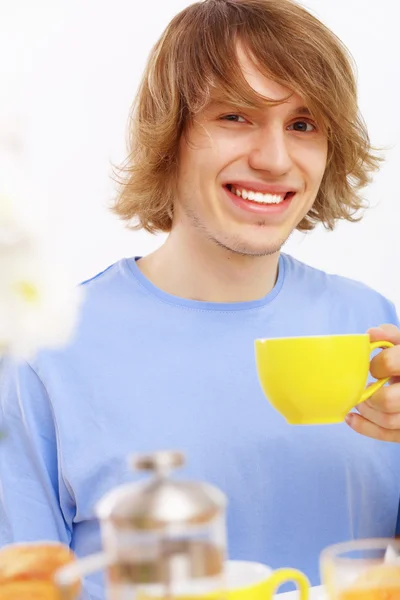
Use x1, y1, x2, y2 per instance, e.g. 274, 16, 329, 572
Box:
1, 253, 400, 599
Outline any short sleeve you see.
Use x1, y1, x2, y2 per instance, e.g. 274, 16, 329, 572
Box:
0, 358, 72, 546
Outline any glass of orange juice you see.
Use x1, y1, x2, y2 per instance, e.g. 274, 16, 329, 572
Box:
320, 539, 400, 600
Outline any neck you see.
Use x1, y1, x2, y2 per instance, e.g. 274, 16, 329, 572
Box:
137, 225, 280, 303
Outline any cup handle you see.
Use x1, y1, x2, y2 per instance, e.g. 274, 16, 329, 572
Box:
359, 340, 394, 403
54, 551, 112, 599
264, 568, 310, 600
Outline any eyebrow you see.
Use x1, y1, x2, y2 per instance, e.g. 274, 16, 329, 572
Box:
207, 99, 313, 117
290, 106, 312, 117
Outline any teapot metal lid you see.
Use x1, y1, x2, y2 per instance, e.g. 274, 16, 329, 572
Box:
96, 450, 226, 530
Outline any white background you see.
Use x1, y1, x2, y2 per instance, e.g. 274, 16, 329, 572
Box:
1, 0, 399, 304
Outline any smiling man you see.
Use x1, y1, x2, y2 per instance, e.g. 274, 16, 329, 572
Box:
2, 1, 400, 599
137, 45, 329, 296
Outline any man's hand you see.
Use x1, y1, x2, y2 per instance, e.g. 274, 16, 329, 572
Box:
346, 324, 400, 442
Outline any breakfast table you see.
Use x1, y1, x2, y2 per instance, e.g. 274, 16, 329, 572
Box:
278, 585, 324, 600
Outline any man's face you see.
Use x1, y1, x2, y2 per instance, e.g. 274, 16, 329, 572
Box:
174, 50, 328, 257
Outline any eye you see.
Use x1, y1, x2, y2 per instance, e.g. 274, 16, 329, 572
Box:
220, 114, 247, 123
288, 120, 316, 133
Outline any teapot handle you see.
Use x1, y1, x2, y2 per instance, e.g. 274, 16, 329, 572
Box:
54, 552, 112, 599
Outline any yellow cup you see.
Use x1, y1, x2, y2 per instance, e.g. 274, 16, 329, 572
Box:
137, 560, 310, 600
254, 334, 393, 425
222, 560, 309, 600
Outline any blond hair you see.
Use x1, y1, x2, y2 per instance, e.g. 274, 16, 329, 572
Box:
112, 0, 381, 233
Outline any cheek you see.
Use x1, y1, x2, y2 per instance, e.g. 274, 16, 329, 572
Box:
300, 144, 328, 186
188, 148, 226, 184
179, 132, 219, 179
316, 153, 328, 184
213, 131, 248, 162
194, 124, 245, 168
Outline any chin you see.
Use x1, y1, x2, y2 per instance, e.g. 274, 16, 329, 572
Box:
214, 230, 288, 257
218, 239, 285, 258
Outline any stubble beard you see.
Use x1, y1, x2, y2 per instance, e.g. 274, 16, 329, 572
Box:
183, 205, 291, 258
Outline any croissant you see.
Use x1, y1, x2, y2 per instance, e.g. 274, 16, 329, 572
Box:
340, 564, 400, 600
0, 543, 80, 599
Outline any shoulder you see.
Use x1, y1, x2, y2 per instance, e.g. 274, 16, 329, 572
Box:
282, 253, 399, 325
79, 258, 131, 297
76, 257, 142, 317
27, 259, 139, 376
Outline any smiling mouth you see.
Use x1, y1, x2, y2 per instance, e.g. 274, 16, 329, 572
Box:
225, 184, 295, 205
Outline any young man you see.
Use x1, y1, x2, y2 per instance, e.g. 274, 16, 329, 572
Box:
2, 0, 400, 598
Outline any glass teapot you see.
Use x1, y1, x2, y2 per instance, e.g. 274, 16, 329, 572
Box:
55, 450, 227, 600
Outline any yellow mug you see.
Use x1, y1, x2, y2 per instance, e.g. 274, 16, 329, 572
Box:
136, 560, 309, 600
222, 560, 309, 600
254, 334, 393, 425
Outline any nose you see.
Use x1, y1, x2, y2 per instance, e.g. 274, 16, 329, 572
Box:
248, 126, 293, 176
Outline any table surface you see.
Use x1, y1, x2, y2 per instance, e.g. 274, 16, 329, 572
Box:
277, 585, 324, 600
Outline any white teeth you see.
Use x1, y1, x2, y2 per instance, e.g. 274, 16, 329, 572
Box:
230, 186, 286, 204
